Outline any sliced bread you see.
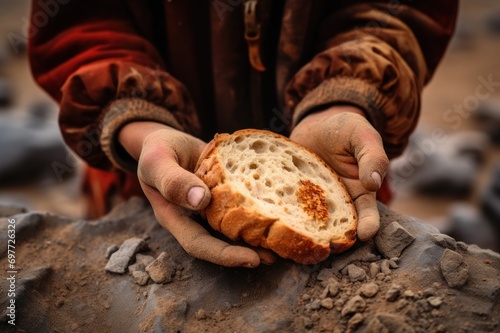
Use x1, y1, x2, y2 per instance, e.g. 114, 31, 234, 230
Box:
194, 129, 357, 264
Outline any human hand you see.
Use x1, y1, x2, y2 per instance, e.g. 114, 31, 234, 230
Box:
289, 106, 389, 240
119, 121, 275, 267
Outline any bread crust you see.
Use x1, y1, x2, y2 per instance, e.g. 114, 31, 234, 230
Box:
195, 129, 357, 264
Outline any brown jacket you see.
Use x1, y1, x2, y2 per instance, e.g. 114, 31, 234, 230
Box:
29, 0, 457, 172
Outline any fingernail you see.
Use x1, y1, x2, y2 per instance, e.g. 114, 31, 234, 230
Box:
188, 186, 205, 208
371, 171, 382, 188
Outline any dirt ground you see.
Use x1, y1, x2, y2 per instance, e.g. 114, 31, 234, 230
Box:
0, 0, 499, 225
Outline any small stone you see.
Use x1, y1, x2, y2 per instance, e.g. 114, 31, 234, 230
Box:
195, 309, 207, 320
376, 273, 385, 281
320, 298, 334, 309
326, 279, 341, 297
428, 296, 443, 307
431, 310, 441, 318
385, 285, 401, 302
135, 253, 155, 267
311, 312, 320, 322
440, 249, 469, 288
359, 282, 379, 298
345, 264, 366, 282
431, 234, 457, 250
374, 221, 415, 258
366, 313, 415, 333
341, 295, 366, 317
380, 260, 392, 275
132, 271, 149, 286
105, 238, 148, 274
310, 299, 322, 310
301, 293, 311, 302
388, 260, 399, 269
403, 290, 415, 298
423, 287, 436, 297
347, 313, 364, 332
105, 245, 119, 259
334, 298, 345, 311
369, 262, 380, 278
316, 268, 336, 286
396, 299, 408, 311
128, 262, 144, 274
145, 252, 176, 284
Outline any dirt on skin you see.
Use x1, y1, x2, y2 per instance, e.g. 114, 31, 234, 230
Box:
0, 198, 499, 333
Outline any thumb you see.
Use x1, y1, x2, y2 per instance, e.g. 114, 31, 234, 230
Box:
138, 143, 211, 210
352, 123, 389, 192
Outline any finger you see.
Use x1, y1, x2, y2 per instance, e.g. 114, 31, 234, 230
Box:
253, 247, 278, 265
139, 143, 211, 210
351, 124, 389, 192
352, 191, 380, 241
143, 185, 261, 268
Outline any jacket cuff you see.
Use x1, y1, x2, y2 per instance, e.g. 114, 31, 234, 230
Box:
291, 76, 387, 135
100, 98, 183, 172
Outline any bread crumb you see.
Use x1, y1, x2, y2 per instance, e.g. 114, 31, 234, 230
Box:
296, 179, 329, 227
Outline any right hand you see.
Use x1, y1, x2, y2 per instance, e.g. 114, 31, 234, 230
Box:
119, 121, 275, 267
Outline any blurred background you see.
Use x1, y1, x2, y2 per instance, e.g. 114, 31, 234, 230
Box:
0, 0, 499, 251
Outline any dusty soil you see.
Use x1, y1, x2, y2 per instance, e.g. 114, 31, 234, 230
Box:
1, 198, 498, 333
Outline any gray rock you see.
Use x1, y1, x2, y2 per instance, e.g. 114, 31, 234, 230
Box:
380, 260, 392, 275
145, 252, 176, 284
343, 264, 366, 282
375, 221, 415, 258
128, 263, 144, 274
359, 282, 379, 298
430, 233, 457, 250
440, 249, 469, 288
105, 245, 119, 259
105, 238, 148, 274
132, 271, 150, 286
310, 299, 321, 310
366, 313, 415, 333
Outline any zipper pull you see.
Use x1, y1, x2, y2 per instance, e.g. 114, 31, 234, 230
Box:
244, 0, 266, 72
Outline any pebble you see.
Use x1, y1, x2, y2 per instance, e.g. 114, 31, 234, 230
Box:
440, 249, 469, 288
374, 221, 415, 258
369, 262, 380, 278
359, 282, 379, 298
403, 290, 415, 298
385, 285, 401, 302
320, 298, 334, 309
195, 309, 207, 320
105, 238, 148, 274
341, 295, 366, 317
326, 279, 340, 297
311, 312, 320, 322
301, 293, 311, 302
423, 287, 436, 297
344, 264, 367, 282
132, 271, 150, 286
105, 245, 119, 259
380, 260, 392, 275
310, 299, 321, 310
145, 252, 177, 284
428, 296, 443, 307
347, 313, 364, 331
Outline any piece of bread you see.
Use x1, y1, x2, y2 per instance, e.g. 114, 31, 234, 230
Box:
194, 129, 357, 264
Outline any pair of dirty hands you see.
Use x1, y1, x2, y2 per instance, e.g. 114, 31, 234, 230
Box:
118, 106, 389, 268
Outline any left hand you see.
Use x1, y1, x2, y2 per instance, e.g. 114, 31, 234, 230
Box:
290, 105, 389, 241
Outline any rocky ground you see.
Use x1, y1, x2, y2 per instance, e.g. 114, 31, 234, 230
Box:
1, 198, 498, 333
